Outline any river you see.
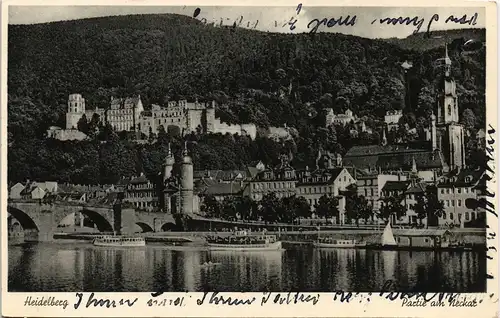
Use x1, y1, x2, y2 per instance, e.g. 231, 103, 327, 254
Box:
8, 242, 486, 292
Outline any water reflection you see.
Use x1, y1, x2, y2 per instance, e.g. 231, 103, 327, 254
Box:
8, 244, 486, 292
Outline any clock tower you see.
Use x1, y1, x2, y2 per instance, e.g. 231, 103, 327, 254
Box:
434, 45, 465, 171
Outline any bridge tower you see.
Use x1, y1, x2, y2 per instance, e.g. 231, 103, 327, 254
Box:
180, 141, 193, 215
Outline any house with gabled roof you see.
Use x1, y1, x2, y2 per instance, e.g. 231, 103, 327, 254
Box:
437, 168, 486, 228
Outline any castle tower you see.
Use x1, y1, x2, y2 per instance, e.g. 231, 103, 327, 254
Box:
163, 143, 175, 182
435, 45, 465, 170
205, 101, 216, 133
180, 142, 194, 215
66, 94, 86, 129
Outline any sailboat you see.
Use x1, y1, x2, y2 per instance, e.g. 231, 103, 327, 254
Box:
381, 221, 397, 247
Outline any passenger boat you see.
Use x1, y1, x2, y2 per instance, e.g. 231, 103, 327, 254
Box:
92, 235, 146, 247
313, 226, 365, 249
206, 230, 282, 251
313, 238, 357, 248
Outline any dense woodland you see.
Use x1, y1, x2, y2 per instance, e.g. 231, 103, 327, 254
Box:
8, 14, 487, 185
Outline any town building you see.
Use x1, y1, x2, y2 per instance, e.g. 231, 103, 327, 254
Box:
296, 150, 354, 210
437, 168, 485, 227
243, 154, 297, 201
9, 182, 25, 199
123, 173, 158, 211
356, 172, 407, 216
385, 110, 403, 131
196, 179, 244, 202
325, 109, 356, 126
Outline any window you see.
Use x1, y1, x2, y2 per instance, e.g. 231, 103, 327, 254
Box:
458, 200, 462, 207
450, 213, 454, 220
441, 189, 445, 194
465, 212, 470, 221
443, 213, 446, 220
471, 212, 476, 220
451, 200, 455, 207
364, 189, 368, 196
465, 188, 469, 194
457, 188, 461, 194
446, 189, 450, 194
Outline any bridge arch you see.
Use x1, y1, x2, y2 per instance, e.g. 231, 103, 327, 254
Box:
7, 207, 39, 231
161, 222, 180, 232
75, 209, 113, 232
136, 222, 154, 233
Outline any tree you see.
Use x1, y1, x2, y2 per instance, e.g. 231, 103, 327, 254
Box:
314, 195, 340, 223
292, 196, 311, 219
157, 125, 169, 145
77, 114, 89, 134
413, 194, 428, 226
378, 196, 406, 224
259, 192, 280, 224
235, 196, 253, 221
413, 186, 444, 228
201, 195, 221, 218
462, 108, 476, 130
424, 185, 445, 227
345, 194, 372, 227
221, 197, 237, 221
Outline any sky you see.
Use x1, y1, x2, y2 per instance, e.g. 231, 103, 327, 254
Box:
8, 5, 485, 39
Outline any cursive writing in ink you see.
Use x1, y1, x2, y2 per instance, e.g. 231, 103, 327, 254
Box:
372, 16, 425, 34
197, 292, 256, 306
74, 293, 137, 309
260, 292, 320, 305
307, 16, 357, 33
445, 13, 478, 26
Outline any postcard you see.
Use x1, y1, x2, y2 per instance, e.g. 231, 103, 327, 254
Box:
1, 0, 498, 317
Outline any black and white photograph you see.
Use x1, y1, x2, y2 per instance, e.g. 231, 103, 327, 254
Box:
5, 4, 492, 294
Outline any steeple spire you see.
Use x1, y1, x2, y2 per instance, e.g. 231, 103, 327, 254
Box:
182, 141, 189, 157
444, 44, 452, 77
167, 143, 172, 157
412, 155, 417, 173
381, 126, 387, 146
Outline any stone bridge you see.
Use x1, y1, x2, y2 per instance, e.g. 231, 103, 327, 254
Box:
7, 200, 178, 242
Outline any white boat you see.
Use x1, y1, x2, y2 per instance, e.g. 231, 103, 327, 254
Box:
314, 239, 357, 248
93, 235, 146, 247
206, 231, 282, 251
381, 222, 397, 247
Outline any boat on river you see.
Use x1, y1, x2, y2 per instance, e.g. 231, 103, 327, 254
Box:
381, 222, 397, 248
313, 226, 366, 249
314, 238, 357, 248
93, 235, 146, 247
206, 230, 282, 251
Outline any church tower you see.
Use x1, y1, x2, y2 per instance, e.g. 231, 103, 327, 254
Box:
435, 45, 465, 171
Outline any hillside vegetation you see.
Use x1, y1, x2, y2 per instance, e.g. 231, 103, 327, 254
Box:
7, 14, 486, 185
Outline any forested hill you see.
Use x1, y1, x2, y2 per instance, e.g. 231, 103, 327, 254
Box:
383, 28, 485, 51
7, 14, 487, 184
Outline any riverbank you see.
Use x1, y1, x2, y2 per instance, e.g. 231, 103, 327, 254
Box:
44, 228, 487, 247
